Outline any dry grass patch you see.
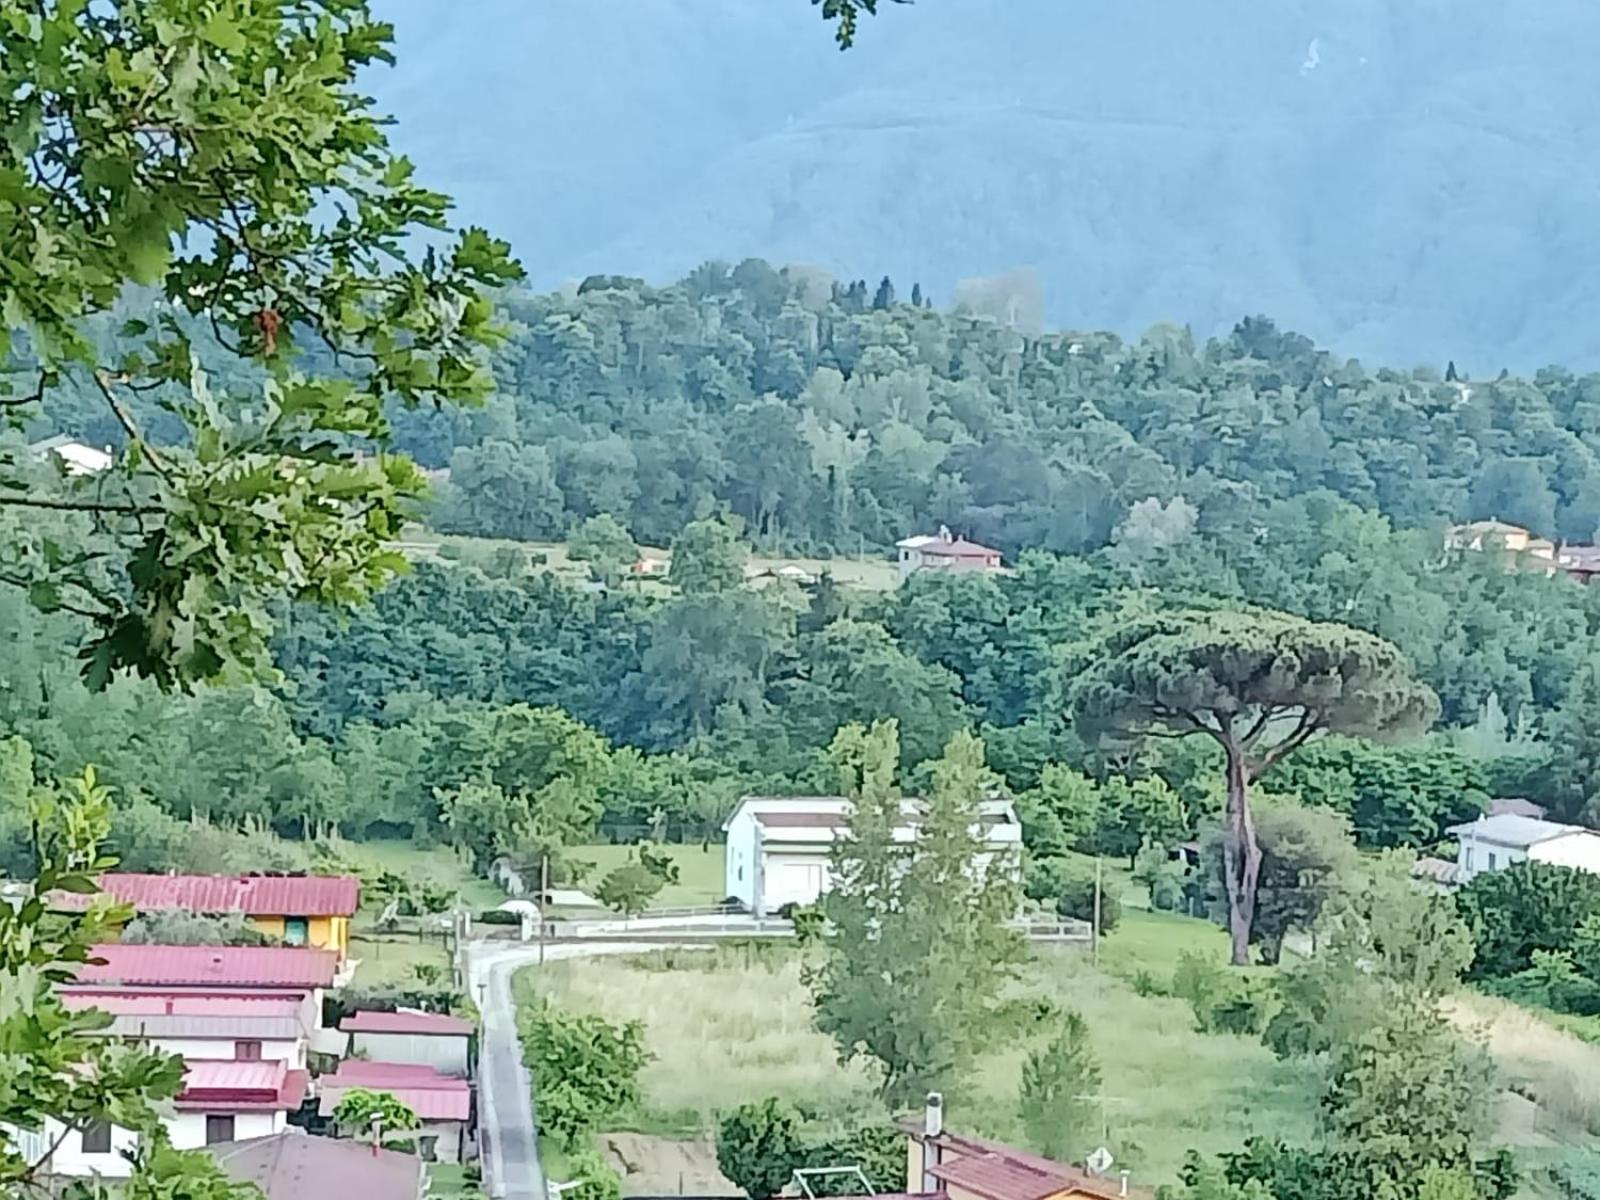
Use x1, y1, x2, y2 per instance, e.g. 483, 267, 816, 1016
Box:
1448, 992, 1600, 1139
527, 948, 877, 1130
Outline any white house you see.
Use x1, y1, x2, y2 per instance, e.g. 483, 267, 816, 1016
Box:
341, 1009, 474, 1078
60, 989, 316, 1068
722, 795, 1023, 918
895, 527, 1003, 582
30, 434, 113, 476
20, 1059, 307, 1179
1447, 813, 1600, 884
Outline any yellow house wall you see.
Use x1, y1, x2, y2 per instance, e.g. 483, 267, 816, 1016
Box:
245, 914, 350, 960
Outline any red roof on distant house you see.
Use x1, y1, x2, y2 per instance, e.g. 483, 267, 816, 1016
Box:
79, 945, 337, 989
60, 989, 304, 1017
930, 1156, 1071, 1200
899, 1121, 1144, 1200
342, 1009, 474, 1036
179, 1059, 308, 1112
54, 873, 360, 916
319, 1061, 471, 1122
917, 536, 1001, 559
210, 1132, 424, 1200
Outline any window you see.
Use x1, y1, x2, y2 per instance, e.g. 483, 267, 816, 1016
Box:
205, 1115, 235, 1146
80, 1121, 112, 1155
284, 916, 309, 946
737, 866, 743, 882
1488, 852, 1498, 870
1464, 847, 1474, 870
236, 1040, 262, 1061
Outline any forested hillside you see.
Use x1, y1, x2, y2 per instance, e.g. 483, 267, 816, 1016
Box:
374, 0, 1600, 369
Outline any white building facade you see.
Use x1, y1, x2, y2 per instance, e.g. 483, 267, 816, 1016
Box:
723, 795, 1023, 917
1448, 813, 1600, 884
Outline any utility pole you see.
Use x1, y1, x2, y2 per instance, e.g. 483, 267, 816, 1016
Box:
539, 854, 549, 967
1091, 856, 1102, 967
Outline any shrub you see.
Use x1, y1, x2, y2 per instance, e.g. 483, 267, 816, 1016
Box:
716, 1097, 807, 1200
1457, 861, 1600, 980
477, 907, 522, 925
790, 904, 826, 947
1025, 856, 1119, 932
565, 1146, 623, 1200
595, 862, 665, 916
518, 999, 648, 1147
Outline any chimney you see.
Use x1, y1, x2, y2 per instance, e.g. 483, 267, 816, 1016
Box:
920, 1093, 943, 1194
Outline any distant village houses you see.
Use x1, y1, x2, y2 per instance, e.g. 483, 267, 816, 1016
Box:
1444, 519, 1600, 585
896, 526, 1004, 581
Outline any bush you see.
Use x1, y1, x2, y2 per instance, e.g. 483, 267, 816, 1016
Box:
518, 999, 648, 1147
477, 908, 522, 925
1170, 951, 1272, 1033
1024, 856, 1120, 932
122, 910, 272, 946
1457, 861, 1600, 980
595, 862, 665, 916
789, 904, 825, 947
565, 1146, 623, 1200
716, 1097, 806, 1200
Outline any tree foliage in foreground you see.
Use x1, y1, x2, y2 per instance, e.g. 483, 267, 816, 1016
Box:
810, 721, 1024, 1104
1, 0, 520, 689
517, 998, 648, 1147
2, 770, 258, 1199
1070, 608, 1437, 964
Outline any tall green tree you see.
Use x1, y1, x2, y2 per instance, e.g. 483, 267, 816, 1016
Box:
1017, 1011, 1101, 1163
1069, 608, 1437, 965
812, 723, 1024, 1103
568, 514, 639, 587
668, 515, 748, 595
1, 0, 520, 688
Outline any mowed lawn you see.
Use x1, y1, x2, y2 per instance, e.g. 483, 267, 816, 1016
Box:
567, 842, 728, 909
521, 909, 1322, 1187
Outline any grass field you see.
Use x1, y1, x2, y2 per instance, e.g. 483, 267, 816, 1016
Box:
520, 909, 1320, 1187
566, 842, 728, 909
394, 529, 901, 592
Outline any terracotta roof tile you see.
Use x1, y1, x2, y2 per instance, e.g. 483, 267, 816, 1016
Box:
79, 945, 337, 989
55, 873, 360, 916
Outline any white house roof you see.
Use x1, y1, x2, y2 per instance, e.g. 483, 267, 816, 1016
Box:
31, 435, 112, 476
1446, 813, 1589, 849
896, 535, 939, 549
724, 795, 1019, 844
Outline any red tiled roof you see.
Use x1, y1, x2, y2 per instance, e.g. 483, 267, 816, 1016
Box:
930, 1155, 1068, 1200
179, 1060, 308, 1112
55, 873, 360, 916
79, 945, 337, 989
210, 1132, 423, 1200
898, 1122, 1144, 1200
319, 1061, 471, 1122
342, 1010, 474, 1036
917, 536, 1000, 559
61, 989, 304, 1017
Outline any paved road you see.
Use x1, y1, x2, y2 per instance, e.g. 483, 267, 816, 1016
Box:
470, 942, 699, 1200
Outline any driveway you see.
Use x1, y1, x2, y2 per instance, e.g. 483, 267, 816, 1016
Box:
469, 942, 701, 1200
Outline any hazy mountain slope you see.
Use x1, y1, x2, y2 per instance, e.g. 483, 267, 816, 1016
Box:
375, 0, 1600, 369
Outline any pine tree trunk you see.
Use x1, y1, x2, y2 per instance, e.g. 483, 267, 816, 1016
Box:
1221, 745, 1262, 967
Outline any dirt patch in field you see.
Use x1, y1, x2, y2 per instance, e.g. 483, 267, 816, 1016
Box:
600, 1132, 741, 1197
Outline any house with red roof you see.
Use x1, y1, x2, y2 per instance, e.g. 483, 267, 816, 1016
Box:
897, 1096, 1147, 1200
26, 1058, 308, 1180
342, 1008, 476, 1078
896, 527, 1003, 582
319, 1060, 474, 1163
210, 1131, 426, 1200
60, 986, 319, 1068
55, 873, 361, 962
77, 944, 339, 991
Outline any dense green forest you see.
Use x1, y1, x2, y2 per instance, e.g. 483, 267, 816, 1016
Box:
18, 260, 1600, 880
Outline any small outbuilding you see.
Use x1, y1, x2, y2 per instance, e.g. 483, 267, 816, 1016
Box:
341, 1009, 475, 1078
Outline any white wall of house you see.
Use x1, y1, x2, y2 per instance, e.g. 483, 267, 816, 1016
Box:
25, 1118, 142, 1179
724, 805, 761, 910
349, 1031, 471, 1078
761, 851, 833, 913
167, 1110, 284, 1150
413, 1118, 468, 1164
143, 1035, 304, 1068
1531, 832, 1600, 875
1454, 834, 1527, 884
